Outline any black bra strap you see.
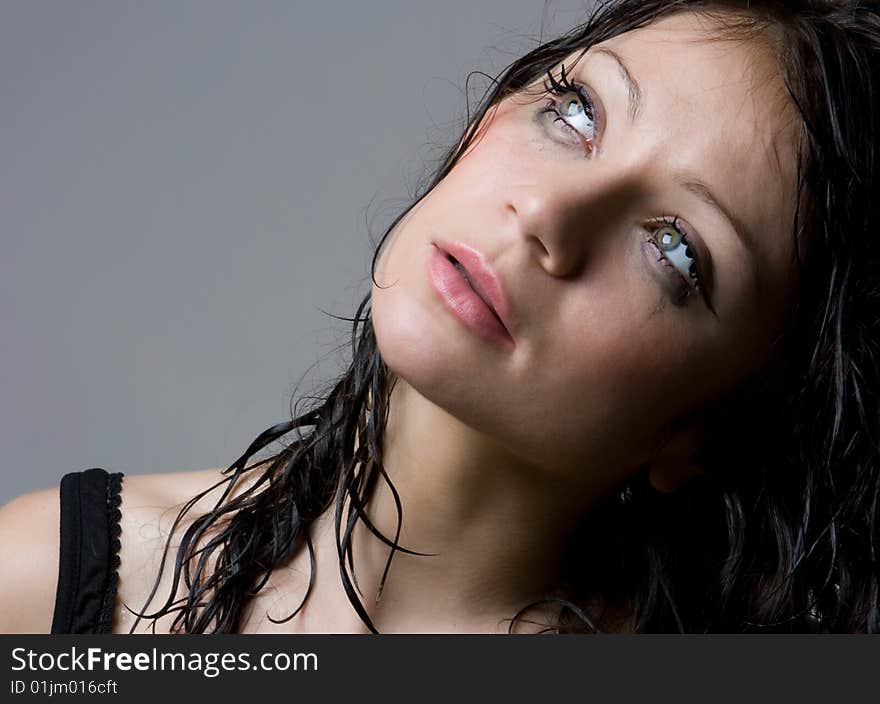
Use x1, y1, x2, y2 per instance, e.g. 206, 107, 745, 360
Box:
51, 468, 124, 634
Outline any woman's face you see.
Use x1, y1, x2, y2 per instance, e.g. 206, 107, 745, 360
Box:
371, 12, 801, 486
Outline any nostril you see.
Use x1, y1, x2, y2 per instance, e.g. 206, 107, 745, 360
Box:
528, 235, 551, 261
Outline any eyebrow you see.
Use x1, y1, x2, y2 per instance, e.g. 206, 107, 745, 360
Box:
592, 46, 757, 257
593, 47, 643, 124
677, 174, 756, 257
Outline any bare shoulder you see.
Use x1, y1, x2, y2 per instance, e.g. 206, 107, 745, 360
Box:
0, 467, 259, 634
115, 466, 260, 634
0, 486, 61, 633
120, 466, 242, 516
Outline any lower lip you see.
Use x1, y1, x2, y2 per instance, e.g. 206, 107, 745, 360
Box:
427, 244, 513, 350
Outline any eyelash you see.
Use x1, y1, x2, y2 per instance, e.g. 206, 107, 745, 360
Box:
542, 64, 709, 309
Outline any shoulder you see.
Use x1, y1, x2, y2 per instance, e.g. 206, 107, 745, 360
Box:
0, 466, 254, 634
0, 485, 61, 633
117, 465, 258, 541
120, 466, 238, 516
114, 466, 260, 633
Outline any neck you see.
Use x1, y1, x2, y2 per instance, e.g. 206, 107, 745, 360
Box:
307, 377, 608, 633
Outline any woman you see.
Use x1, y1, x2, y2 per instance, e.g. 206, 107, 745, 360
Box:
2, 0, 878, 633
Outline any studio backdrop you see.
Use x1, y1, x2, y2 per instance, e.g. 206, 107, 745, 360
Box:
1, 1, 595, 504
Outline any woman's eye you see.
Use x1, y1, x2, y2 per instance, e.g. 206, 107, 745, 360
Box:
652, 224, 698, 283
556, 91, 597, 140
543, 66, 598, 144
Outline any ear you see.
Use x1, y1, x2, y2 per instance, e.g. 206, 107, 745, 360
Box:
646, 419, 706, 494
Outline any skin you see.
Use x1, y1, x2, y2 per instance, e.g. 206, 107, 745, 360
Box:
0, 10, 804, 634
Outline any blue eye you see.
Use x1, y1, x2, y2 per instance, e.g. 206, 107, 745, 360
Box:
653, 222, 698, 283
543, 64, 598, 144
646, 217, 714, 309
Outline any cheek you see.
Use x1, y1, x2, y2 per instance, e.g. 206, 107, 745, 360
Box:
520, 297, 701, 467
371, 279, 444, 389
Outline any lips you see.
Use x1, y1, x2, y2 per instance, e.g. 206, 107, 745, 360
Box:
434, 241, 513, 336
446, 254, 493, 311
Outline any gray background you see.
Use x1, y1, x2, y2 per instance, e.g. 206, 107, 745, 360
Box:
2, 1, 595, 505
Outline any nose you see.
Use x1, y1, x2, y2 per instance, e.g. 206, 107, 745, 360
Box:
506, 166, 641, 279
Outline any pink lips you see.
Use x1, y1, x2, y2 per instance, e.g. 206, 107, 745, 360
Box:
427, 241, 514, 349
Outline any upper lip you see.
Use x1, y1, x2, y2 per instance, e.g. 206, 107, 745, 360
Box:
436, 240, 514, 338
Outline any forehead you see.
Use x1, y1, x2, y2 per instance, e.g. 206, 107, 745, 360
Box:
588, 11, 801, 293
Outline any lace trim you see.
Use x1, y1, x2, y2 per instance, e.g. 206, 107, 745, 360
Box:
96, 472, 124, 633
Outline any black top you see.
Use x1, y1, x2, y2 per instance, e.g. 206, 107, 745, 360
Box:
50, 468, 124, 634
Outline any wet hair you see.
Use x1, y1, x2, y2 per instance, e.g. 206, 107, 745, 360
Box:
130, 0, 880, 633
